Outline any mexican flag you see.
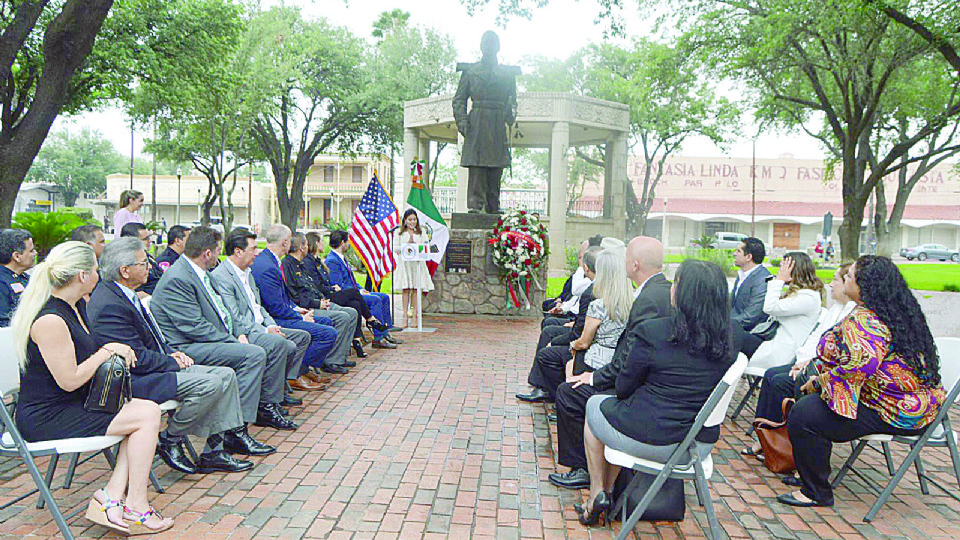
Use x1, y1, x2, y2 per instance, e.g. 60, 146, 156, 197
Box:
406, 170, 448, 277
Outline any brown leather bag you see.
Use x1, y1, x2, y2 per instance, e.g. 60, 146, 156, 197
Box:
752, 398, 796, 474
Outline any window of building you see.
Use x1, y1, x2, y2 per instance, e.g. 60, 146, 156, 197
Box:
323, 165, 335, 182
352, 166, 363, 183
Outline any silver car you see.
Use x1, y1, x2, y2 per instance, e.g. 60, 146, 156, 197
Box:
900, 243, 959, 262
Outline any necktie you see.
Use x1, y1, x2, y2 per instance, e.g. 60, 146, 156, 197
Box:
135, 296, 166, 352
202, 272, 233, 330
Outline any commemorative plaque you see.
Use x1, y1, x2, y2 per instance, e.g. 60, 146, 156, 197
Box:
444, 240, 472, 274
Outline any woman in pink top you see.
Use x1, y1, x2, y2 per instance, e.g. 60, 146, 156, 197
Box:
113, 189, 144, 233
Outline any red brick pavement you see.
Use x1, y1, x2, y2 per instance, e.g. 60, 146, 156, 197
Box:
2, 315, 960, 539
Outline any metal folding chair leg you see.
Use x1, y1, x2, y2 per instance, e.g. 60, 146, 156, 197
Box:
694, 459, 721, 539
729, 376, 761, 421
36, 454, 60, 510
831, 439, 869, 489
880, 442, 895, 475
104, 444, 165, 493
914, 454, 930, 495
615, 467, 673, 540
63, 453, 80, 490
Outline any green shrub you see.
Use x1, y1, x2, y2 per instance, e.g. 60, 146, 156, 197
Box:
58, 207, 94, 221
683, 246, 736, 277
943, 283, 960, 293
566, 245, 579, 273
12, 211, 89, 260
324, 218, 350, 232
770, 258, 782, 267
691, 234, 716, 249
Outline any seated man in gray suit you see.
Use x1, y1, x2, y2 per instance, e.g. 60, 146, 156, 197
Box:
731, 236, 772, 332
210, 228, 319, 407
88, 237, 273, 475
150, 226, 297, 432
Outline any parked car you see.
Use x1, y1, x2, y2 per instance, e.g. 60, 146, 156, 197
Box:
900, 243, 959, 262
714, 232, 748, 249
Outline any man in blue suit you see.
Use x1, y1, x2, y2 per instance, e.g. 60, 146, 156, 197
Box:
252, 225, 345, 374
731, 236, 772, 332
325, 230, 402, 349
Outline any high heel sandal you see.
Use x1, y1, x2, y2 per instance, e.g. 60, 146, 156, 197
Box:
574, 491, 611, 526
352, 339, 368, 358
366, 318, 389, 332
123, 506, 175, 536
84, 488, 129, 534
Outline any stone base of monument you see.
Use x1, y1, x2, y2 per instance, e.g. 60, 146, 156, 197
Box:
424, 225, 547, 318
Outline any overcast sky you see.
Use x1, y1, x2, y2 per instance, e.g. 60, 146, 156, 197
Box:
64, 0, 826, 163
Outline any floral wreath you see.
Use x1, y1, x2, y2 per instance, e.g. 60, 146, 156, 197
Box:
488, 209, 549, 308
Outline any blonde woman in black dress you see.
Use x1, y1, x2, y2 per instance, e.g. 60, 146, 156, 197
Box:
11, 242, 174, 535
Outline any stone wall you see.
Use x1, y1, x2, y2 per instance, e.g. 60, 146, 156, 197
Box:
425, 228, 546, 317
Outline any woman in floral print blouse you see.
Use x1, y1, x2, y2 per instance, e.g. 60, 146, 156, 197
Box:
777, 255, 945, 508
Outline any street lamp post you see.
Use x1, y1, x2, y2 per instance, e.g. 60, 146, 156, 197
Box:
662, 198, 669, 250
336, 164, 342, 219
197, 188, 202, 224
751, 136, 757, 237
176, 166, 182, 226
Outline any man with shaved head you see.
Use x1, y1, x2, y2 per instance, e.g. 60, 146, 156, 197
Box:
549, 236, 673, 490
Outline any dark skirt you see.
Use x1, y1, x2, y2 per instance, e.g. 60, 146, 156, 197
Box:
16, 399, 116, 442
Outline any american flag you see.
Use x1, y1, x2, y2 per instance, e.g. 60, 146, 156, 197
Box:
349, 172, 399, 287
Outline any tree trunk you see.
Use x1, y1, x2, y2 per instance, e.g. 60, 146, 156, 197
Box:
0, 0, 115, 226
838, 198, 865, 262
873, 181, 892, 258
63, 191, 79, 207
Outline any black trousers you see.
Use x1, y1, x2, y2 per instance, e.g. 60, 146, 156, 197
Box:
555, 381, 613, 470
467, 166, 503, 213
537, 324, 569, 353
756, 364, 803, 422
789, 395, 924, 504
541, 315, 573, 330
527, 345, 572, 399
329, 288, 372, 338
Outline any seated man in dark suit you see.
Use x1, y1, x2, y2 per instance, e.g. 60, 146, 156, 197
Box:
150, 226, 297, 432
517, 246, 601, 403
542, 239, 592, 330
252, 225, 342, 375
731, 236, 771, 332
120, 222, 164, 296
549, 236, 672, 490
88, 237, 274, 475
325, 230, 402, 349
156, 225, 190, 272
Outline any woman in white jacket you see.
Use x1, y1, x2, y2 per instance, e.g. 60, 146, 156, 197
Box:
747, 252, 825, 372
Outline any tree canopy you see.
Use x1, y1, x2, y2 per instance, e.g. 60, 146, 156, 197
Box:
25, 126, 125, 206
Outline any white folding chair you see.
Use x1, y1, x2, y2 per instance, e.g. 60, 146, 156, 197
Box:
0, 328, 124, 540
830, 337, 960, 522
605, 353, 749, 540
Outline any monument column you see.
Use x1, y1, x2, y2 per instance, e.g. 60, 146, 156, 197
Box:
548, 121, 569, 276
610, 132, 628, 240
402, 127, 418, 201
416, 137, 431, 196
455, 133, 469, 213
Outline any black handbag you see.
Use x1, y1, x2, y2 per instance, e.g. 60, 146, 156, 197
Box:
751, 316, 780, 341
84, 353, 132, 414
611, 468, 686, 522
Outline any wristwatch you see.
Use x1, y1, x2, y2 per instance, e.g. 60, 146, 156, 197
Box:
811, 377, 822, 393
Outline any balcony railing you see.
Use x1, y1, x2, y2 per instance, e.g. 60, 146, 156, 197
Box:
304, 182, 367, 195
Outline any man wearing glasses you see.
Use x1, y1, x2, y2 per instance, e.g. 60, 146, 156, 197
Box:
121, 222, 164, 297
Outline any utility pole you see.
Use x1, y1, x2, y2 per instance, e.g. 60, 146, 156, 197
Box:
129, 123, 135, 189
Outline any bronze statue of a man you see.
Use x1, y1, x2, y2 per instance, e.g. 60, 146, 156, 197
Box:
452, 31, 520, 214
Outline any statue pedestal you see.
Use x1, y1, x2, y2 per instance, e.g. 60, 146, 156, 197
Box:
424, 225, 546, 318
450, 212, 501, 230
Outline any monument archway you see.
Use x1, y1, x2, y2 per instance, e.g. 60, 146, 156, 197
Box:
403, 92, 630, 275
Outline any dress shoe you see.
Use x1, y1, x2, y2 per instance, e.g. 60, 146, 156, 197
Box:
352, 339, 368, 358
223, 427, 276, 456
197, 450, 254, 473
516, 387, 552, 403
281, 394, 303, 407
388, 326, 403, 333
384, 335, 404, 344
157, 439, 197, 474
343, 360, 357, 368
366, 319, 390, 332
549, 468, 590, 490
372, 339, 397, 349
320, 363, 349, 374
288, 375, 325, 391
776, 492, 833, 507
304, 371, 331, 384
254, 404, 299, 431
547, 413, 557, 422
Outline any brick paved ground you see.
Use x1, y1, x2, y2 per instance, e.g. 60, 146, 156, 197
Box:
2, 314, 960, 539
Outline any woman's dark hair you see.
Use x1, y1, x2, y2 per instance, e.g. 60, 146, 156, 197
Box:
855, 255, 940, 385
401, 209, 422, 234
669, 259, 732, 362
329, 230, 349, 249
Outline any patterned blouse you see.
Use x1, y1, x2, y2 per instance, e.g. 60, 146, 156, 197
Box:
815, 306, 945, 430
